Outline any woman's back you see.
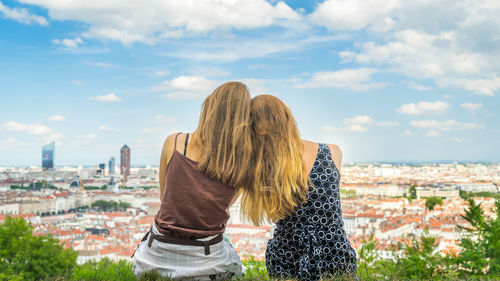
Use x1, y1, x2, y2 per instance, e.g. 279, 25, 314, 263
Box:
266, 143, 357, 280
155, 133, 237, 239
133, 81, 252, 280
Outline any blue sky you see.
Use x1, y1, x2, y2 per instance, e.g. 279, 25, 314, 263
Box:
0, 0, 499, 166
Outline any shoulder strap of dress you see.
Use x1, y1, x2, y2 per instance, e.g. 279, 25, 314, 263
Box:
184, 133, 190, 156
172, 132, 182, 157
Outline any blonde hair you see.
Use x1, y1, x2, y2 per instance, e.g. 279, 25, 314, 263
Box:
192, 81, 253, 190
241, 94, 309, 226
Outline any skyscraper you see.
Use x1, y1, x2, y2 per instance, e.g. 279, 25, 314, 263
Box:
120, 145, 130, 177
42, 142, 55, 170
108, 157, 115, 175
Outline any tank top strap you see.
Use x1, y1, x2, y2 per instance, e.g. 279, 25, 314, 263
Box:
184, 133, 190, 156
172, 132, 182, 157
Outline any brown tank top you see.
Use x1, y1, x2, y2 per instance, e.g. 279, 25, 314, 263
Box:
154, 133, 237, 239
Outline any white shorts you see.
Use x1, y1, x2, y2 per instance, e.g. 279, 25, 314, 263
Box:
133, 224, 243, 280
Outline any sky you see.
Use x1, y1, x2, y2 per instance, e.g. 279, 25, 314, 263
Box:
0, 0, 499, 166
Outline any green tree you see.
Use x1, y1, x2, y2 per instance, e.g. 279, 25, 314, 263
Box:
409, 184, 417, 199
425, 196, 443, 210
392, 232, 456, 280
92, 200, 131, 211
456, 198, 500, 278
0, 216, 77, 281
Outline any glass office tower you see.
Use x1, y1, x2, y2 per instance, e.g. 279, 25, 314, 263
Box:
42, 142, 55, 170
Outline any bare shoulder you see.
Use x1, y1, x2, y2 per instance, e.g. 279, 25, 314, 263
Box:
301, 139, 319, 156
161, 133, 182, 159
326, 143, 342, 171
326, 144, 342, 159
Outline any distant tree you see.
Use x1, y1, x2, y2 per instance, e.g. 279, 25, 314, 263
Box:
140, 186, 159, 190
456, 198, 500, 277
84, 185, 108, 190
459, 189, 471, 200
460, 190, 500, 200
425, 196, 443, 210
92, 200, 131, 211
10, 184, 28, 190
409, 184, 417, 199
119, 201, 131, 210
72, 258, 136, 281
340, 189, 356, 199
0, 216, 77, 280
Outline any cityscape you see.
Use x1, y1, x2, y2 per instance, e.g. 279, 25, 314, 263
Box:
1, 0, 499, 278
1, 142, 498, 262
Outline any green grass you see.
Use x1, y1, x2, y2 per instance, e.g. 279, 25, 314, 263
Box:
30, 258, 500, 281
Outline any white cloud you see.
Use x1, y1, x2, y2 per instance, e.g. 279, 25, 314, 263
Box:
426, 130, 440, 137
89, 93, 122, 103
154, 70, 169, 77
47, 115, 65, 121
156, 76, 218, 99
52, 37, 83, 48
322, 124, 368, 132
170, 76, 215, 91
156, 115, 176, 123
98, 125, 119, 132
0, 137, 33, 149
168, 35, 339, 62
339, 28, 500, 95
402, 130, 414, 136
343, 124, 368, 132
85, 61, 117, 68
71, 80, 87, 85
437, 77, 500, 96
397, 101, 450, 115
19, 0, 300, 45
460, 123, 482, 130
343, 115, 374, 125
410, 120, 456, 130
2, 121, 53, 135
376, 121, 399, 127
0, 2, 48, 26
460, 102, 483, 112
296, 68, 384, 91
323, 115, 375, 133
140, 128, 160, 133
410, 119, 482, 131
406, 81, 432, 91
310, 0, 400, 31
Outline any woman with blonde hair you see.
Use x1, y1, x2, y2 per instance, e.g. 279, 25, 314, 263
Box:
133, 82, 252, 280
241, 94, 357, 280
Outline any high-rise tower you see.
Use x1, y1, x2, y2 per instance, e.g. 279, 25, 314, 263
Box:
120, 145, 130, 177
42, 142, 55, 170
108, 157, 115, 175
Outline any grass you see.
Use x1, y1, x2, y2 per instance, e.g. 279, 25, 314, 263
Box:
35, 258, 500, 281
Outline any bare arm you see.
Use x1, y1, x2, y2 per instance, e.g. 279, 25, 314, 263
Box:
327, 144, 343, 173
159, 133, 178, 200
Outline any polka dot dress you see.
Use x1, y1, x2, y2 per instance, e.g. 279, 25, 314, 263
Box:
266, 144, 357, 281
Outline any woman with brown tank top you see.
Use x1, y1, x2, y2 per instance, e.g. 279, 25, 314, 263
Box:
133, 82, 253, 280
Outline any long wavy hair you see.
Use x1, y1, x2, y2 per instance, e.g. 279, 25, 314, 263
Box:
192, 81, 253, 190
241, 94, 310, 226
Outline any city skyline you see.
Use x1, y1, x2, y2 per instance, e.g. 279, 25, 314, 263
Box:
1, 0, 499, 165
